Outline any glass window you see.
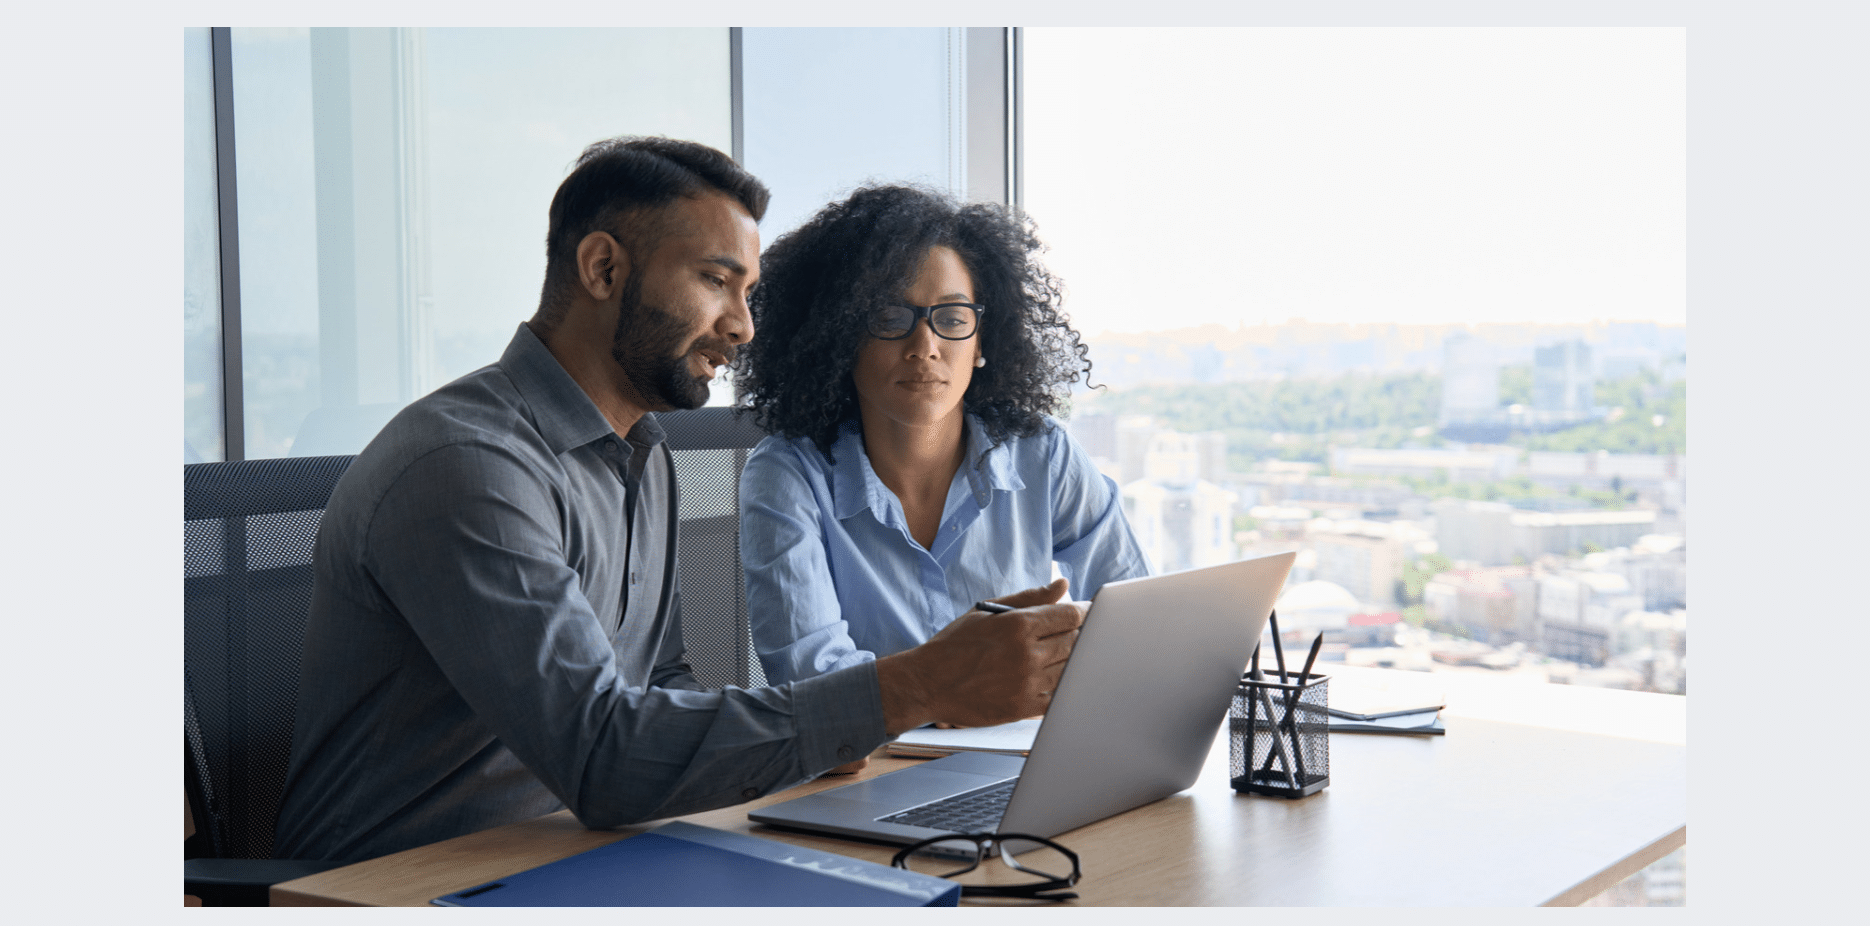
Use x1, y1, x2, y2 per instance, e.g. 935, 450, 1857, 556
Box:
424, 28, 733, 403
226, 27, 732, 458
733, 27, 990, 408
227, 27, 322, 459
1026, 28, 1686, 695
183, 27, 224, 463
741, 28, 970, 240
194, 27, 1002, 450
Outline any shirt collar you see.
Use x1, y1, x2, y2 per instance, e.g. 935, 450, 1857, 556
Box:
828, 415, 1025, 521
498, 322, 641, 456
963, 414, 1026, 496
828, 423, 883, 521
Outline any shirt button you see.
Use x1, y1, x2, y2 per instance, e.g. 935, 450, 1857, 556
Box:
837, 745, 855, 761
604, 439, 619, 454
631, 571, 639, 585
741, 787, 761, 800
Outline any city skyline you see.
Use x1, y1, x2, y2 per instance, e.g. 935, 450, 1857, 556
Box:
1068, 318, 1685, 393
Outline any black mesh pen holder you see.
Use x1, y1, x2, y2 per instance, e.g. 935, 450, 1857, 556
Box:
1230, 672, 1329, 798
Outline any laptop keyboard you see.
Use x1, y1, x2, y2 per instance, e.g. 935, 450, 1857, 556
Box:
879, 778, 1018, 833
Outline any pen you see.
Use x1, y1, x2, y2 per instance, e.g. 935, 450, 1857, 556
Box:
1286, 633, 1326, 787
1250, 633, 1297, 787
1269, 611, 1288, 684
1253, 684, 1301, 791
1297, 632, 1323, 685
1245, 641, 1262, 781
1260, 631, 1326, 789
973, 600, 1015, 614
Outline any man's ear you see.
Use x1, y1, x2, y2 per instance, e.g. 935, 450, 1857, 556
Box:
575, 231, 631, 302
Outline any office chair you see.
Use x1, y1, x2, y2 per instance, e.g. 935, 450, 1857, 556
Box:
183, 455, 355, 905
181, 410, 764, 903
658, 406, 770, 689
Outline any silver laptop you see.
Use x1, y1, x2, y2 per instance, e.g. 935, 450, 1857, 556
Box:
748, 551, 1296, 847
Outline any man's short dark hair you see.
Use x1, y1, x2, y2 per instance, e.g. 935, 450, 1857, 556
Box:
536, 136, 770, 326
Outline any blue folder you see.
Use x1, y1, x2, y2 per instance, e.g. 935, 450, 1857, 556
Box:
432, 820, 960, 906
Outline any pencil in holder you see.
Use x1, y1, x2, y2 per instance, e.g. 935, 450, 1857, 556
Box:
1229, 672, 1329, 798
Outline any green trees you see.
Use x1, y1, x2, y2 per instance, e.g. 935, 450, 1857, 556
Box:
1073, 366, 1685, 463
1075, 372, 1442, 467
1400, 552, 1454, 606
1522, 371, 1686, 455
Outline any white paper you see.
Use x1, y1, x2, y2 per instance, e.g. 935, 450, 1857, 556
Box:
889, 718, 1042, 755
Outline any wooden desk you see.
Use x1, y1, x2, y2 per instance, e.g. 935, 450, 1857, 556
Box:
273, 666, 1685, 906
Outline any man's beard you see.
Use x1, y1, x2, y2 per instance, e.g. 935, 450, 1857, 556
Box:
609, 274, 732, 412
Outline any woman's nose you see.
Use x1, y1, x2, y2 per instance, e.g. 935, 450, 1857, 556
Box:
902, 319, 943, 357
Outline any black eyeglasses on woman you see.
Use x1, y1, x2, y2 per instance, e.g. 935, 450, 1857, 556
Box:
867, 302, 987, 341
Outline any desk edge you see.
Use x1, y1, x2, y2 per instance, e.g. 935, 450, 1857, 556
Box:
1540, 824, 1687, 907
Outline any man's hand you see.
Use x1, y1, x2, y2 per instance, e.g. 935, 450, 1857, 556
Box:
874, 578, 1085, 735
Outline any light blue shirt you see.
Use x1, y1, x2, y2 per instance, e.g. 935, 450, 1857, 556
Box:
740, 415, 1151, 685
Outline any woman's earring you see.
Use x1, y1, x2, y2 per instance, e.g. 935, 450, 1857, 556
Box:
975, 355, 987, 368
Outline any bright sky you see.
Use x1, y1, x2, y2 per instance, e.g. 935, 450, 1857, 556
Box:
1022, 28, 1687, 336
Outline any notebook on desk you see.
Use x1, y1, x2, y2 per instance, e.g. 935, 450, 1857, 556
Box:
749, 552, 1297, 849
886, 718, 1042, 758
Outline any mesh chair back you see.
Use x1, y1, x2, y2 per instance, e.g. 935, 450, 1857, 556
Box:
183, 414, 763, 858
659, 408, 769, 689
184, 455, 353, 860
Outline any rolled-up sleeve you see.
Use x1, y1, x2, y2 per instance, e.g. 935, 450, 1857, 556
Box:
364, 440, 888, 827
738, 442, 873, 685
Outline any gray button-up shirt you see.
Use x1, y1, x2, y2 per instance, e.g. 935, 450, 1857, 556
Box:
274, 324, 887, 862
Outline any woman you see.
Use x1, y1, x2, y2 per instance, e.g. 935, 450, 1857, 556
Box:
734, 184, 1150, 689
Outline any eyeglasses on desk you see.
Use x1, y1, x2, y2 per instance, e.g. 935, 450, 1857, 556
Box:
890, 832, 1080, 901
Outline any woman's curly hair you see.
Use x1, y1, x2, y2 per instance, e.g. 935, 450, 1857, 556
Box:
734, 184, 1091, 461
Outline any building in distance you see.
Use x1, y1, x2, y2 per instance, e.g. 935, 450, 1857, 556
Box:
1433, 498, 1656, 566
1120, 430, 1238, 573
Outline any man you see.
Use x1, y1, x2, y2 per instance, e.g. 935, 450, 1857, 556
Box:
272, 137, 1083, 863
